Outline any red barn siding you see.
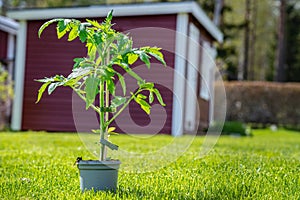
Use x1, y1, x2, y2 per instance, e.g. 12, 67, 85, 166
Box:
22, 14, 176, 134
0, 30, 8, 60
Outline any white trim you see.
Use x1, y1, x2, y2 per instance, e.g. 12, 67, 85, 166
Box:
7, 2, 222, 42
191, 2, 223, 43
171, 13, 188, 137
0, 16, 19, 35
209, 47, 217, 124
184, 23, 200, 132
11, 21, 27, 131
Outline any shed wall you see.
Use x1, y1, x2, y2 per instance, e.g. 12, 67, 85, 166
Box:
22, 14, 176, 134
0, 30, 8, 60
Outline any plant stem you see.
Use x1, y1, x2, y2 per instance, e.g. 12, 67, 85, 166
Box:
99, 80, 106, 161
106, 89, 142, 127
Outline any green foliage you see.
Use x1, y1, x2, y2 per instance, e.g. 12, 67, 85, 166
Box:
0, 65, 13, 103
286, 1, 300, 82
223, 81, 300, 127
210, 121, 251, 136
0, 64, 13, 130
1, 129, 300, 199
35, 11, 166, 160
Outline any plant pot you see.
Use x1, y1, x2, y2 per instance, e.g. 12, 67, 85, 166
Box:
77, 160, 121, 192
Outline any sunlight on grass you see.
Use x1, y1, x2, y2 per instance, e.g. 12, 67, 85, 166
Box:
0, 129, 299, 199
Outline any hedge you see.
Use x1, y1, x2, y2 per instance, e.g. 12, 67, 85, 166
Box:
220, 81, 300, 127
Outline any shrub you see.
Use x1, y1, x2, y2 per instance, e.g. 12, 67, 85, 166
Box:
209, 121, 251, 136
221, 81, 300, 128
0, 64, 13, 130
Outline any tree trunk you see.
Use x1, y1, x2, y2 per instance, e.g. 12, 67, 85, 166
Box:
243, 0, 251, 80
249, 0, 257, 80
274, 0, 287, 82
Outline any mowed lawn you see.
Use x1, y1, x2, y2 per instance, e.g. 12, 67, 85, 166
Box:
0, 129, 299, 199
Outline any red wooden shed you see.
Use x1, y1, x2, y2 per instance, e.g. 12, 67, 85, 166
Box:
7, 2, 222, 136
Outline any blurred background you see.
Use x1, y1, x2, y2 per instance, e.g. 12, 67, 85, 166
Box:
0, 0, 299, 133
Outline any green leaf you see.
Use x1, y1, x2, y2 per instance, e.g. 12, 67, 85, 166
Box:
48, 82, 64, 95
149, 91, 154, 104
153, 88, 166, 106
93, 32, 103, 45
107, 127, 116, 133
36, 82, 51, 103
56, 20, 70, 39
38, 18, 64, 38
134, 95, 151, 114
139, 52, 151, 69
86, 42, 97, 60
78, 25, 88, 43
127, 69, 144, 82
148, 49, 166, 66
106, 10, 114, 22
91, 129, 100, 134
116, 73, 126, 95
85, 76, 100, 109
137, 94, 147, 99
111, 96, 127, 108
73, 58, 85, 69
68, 25, 79, 41
67, 67, 93, 79
86, 19, 101, 28
127, 53, 139, 65
106, 79, 115, 95
139, 82, 154, 89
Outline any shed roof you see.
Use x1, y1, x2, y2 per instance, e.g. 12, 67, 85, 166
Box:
0, 15, 19, 35
7, 1, 223, 42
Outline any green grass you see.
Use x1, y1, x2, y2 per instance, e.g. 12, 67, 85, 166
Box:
0, 129, 299, 199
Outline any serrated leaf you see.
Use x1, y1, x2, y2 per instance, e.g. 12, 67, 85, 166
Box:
73, 58, 85, 68
153, 88, 166, 106
86, 19, 101, 28
134, 95, 151, 114
149, 91, 154, 104
67, 67, 93, 79
127, 53, 139, 65
85, 76, 100, 109
137, 94, 147, 99
108, 127, 116, 133
36, 82, 51, 103
92, 129, 100, 134
106, 10, 113, 22
127, 69, 143, 82
139, 82, 154, 89
139, 52, 151, 69
106, 79, 115, 95
38, 18, 64, 38
56, 20, 70, 39
117, 73, 126, 95
48, 82, 64, 95
148, 50, 166, 66
68, 25, 79, 41
111, 96, 127, 108
79, 27, 88, 43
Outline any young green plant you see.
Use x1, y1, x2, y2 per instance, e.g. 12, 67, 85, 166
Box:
35, 11, 166, 161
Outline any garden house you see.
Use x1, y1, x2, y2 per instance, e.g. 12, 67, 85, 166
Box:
7, 1, 223, 136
